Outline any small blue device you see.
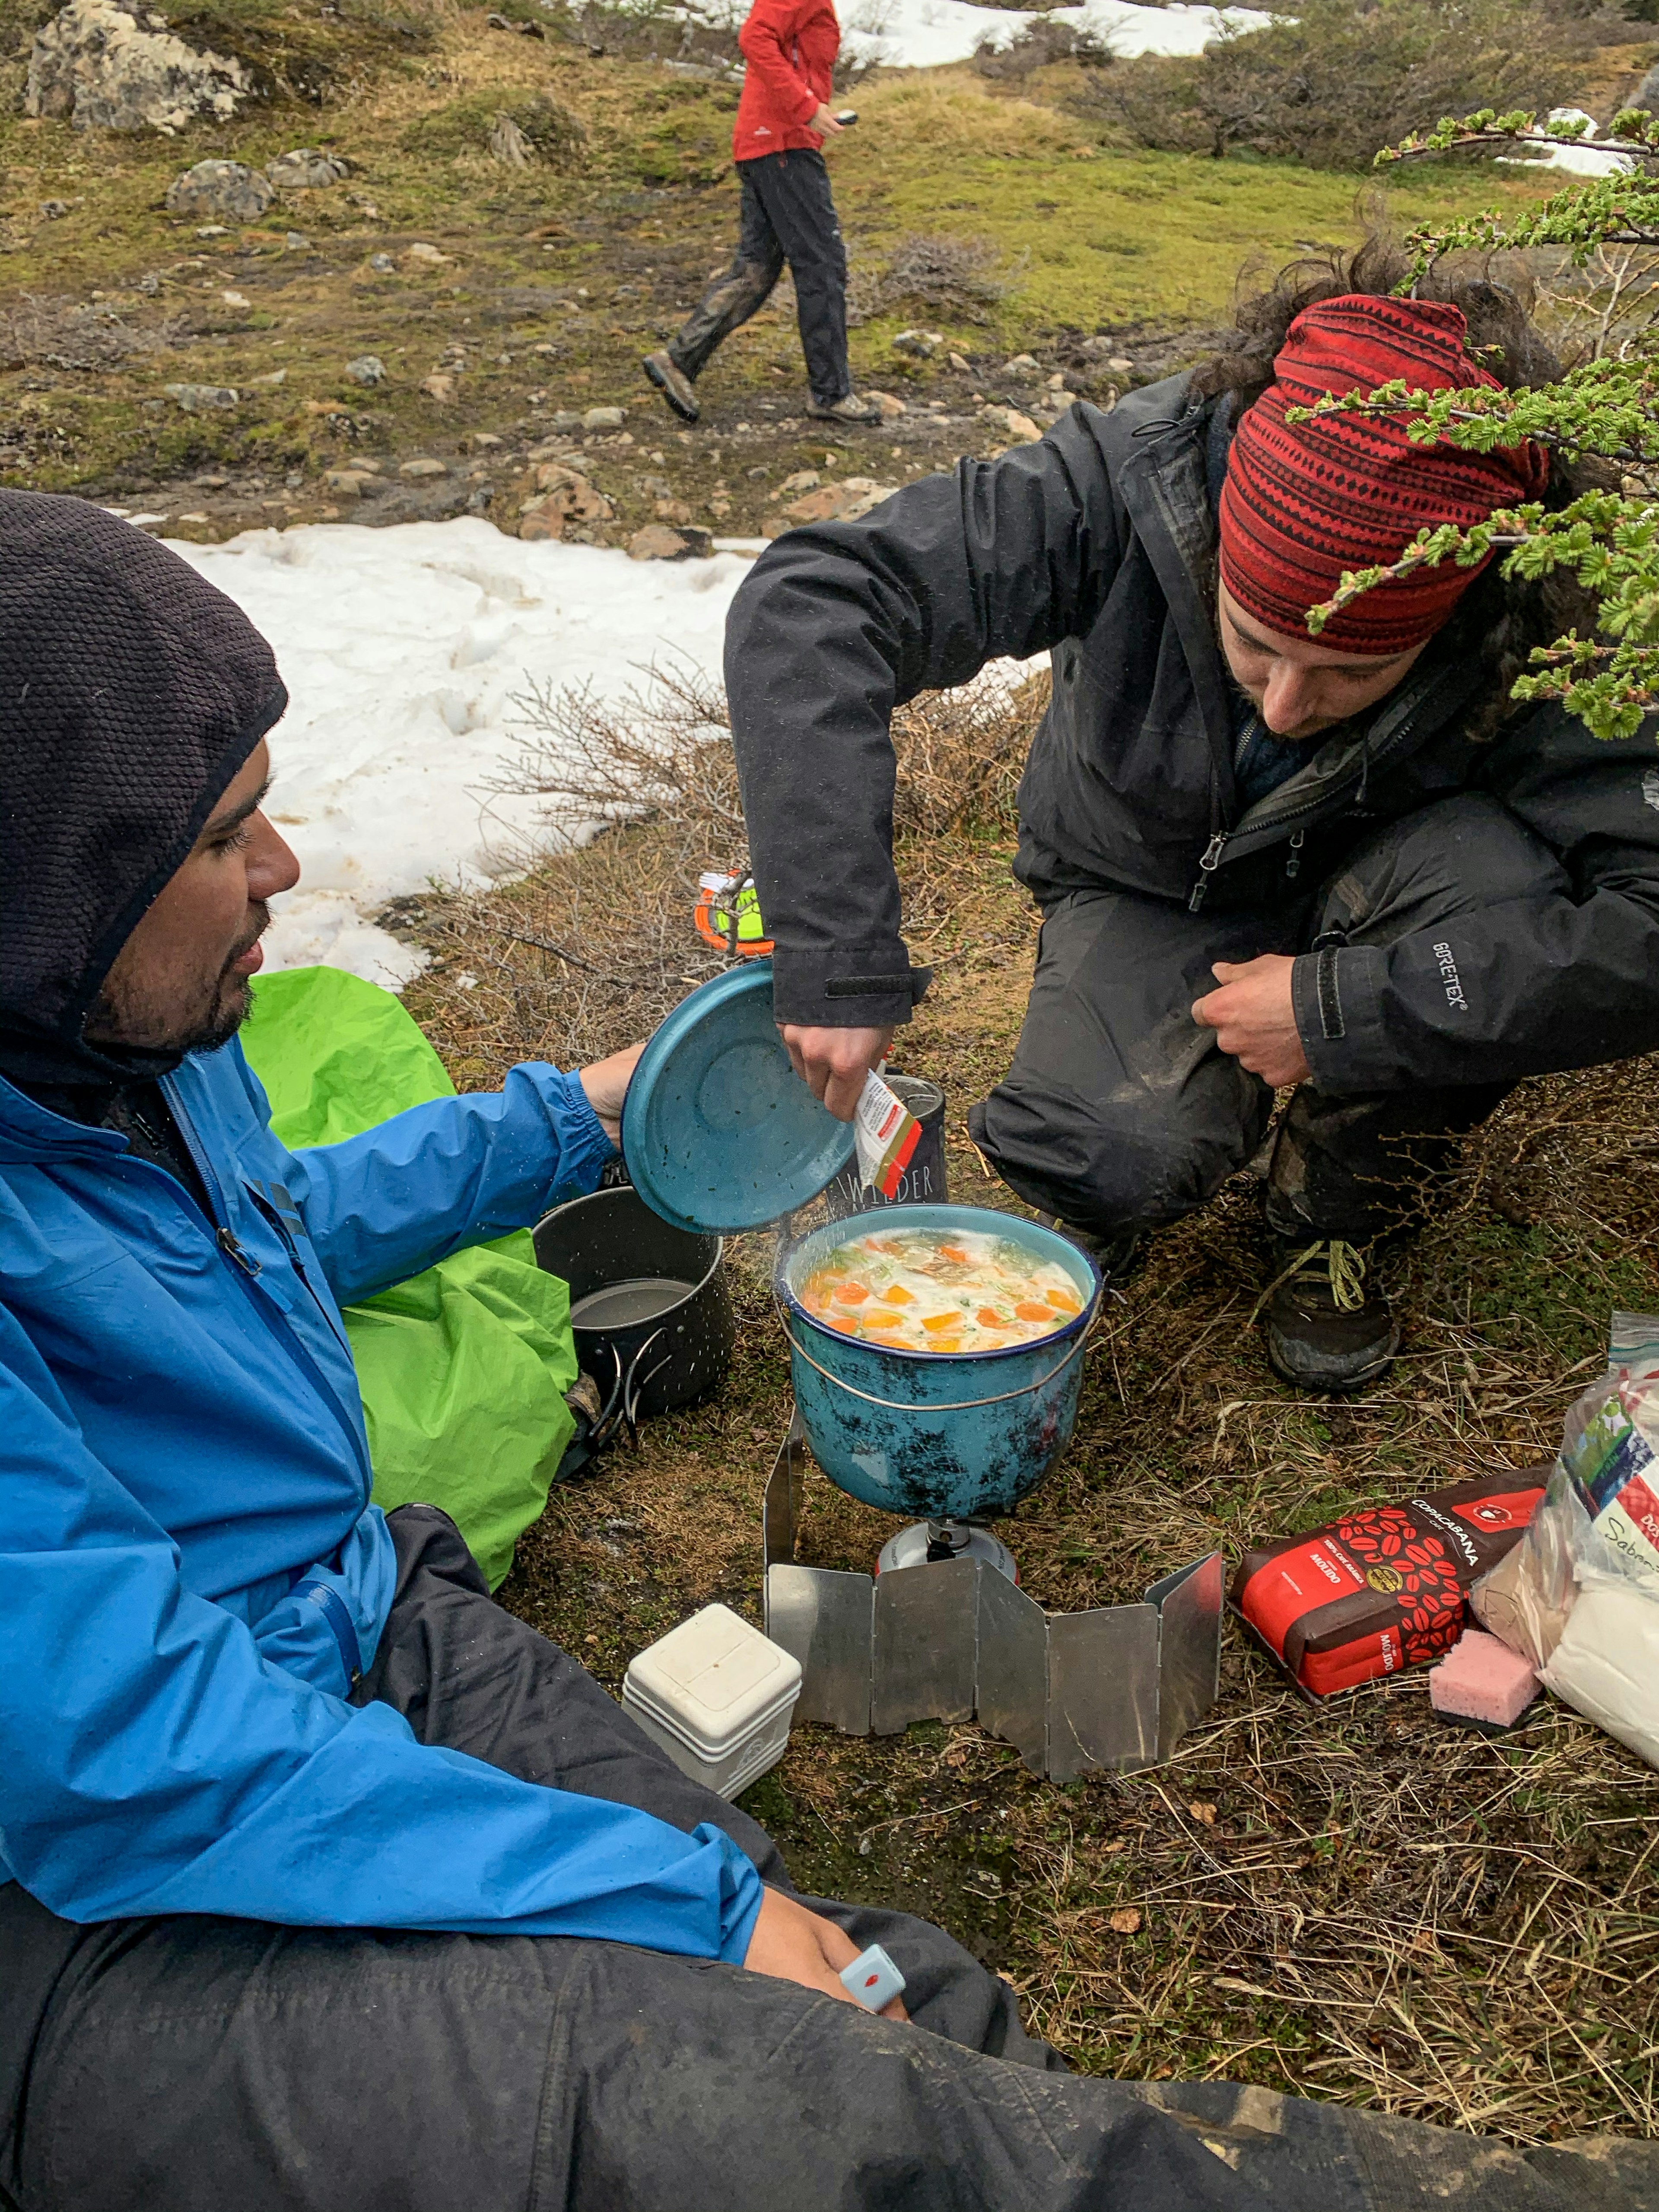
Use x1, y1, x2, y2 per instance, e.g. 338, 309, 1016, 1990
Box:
839, 1942, 906, 2012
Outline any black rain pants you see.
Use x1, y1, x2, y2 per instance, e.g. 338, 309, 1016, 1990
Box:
0, 1504, 1268, 2212
970, 797, 1528, 1243
667, 148, 852, 406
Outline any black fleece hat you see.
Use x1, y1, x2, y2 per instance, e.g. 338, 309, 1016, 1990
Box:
0, 492, 289, 1085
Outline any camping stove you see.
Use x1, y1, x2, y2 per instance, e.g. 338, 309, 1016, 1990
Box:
761, 1412, 1223, 1783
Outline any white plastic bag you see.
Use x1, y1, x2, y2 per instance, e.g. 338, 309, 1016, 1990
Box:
1471, 1312, 1659, 1769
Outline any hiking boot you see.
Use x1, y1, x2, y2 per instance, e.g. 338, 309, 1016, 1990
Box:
1035, 1213, 1142, 1290
807, 391, 883, 424
642, 350, 699, 423
1259, 1238, 1399, 1393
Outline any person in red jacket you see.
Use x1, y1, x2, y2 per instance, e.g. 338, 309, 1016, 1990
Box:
642, 0, 881, 426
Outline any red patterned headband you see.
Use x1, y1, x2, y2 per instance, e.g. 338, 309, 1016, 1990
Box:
1217, 294, 1550, 655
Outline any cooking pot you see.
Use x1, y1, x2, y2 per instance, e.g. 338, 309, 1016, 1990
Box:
776, 1203, 1100, 1521
534, 1185, 736, 1444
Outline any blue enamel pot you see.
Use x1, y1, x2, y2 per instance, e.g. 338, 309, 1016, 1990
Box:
778, 1205, 1101, 1521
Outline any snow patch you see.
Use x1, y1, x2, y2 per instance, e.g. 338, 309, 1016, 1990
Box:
840, 0, 1269, 72
163, 518, 756, 991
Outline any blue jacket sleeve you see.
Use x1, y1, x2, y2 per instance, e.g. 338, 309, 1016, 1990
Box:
283, 1062, 614, 1306
0, 1310, 763, 1959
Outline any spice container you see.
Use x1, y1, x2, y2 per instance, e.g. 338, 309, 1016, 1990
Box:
622, 1603, 803, 1799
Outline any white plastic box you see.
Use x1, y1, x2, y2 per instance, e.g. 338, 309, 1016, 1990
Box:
622, 1603, 803, 1800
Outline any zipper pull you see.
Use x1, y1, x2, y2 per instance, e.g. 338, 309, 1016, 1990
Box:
1286, 828, 1306, 883
1188, 832, 1227, 913
217, 1226, 262, 1278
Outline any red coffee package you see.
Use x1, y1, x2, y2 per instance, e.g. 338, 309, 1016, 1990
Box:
1229, 1472, 1547, 1698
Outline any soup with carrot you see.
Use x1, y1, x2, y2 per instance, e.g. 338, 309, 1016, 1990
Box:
797, 1225, 1084, 1354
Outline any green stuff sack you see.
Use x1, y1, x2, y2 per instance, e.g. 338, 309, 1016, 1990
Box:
242, 965, 576, 1588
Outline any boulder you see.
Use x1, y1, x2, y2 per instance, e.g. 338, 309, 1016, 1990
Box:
628, 524, 712, 561
1000, 353, 1041, 377
782, 476, 899, 525
583, 404, 625, 430
518, 470, 613, 540
264, 147, 346, 193
28, 0, 250, 133
346, 355, 386, 387
419, 372, 457, 401
865, 390, 906, 420
165, 159, 275, 226
399, 457, 447, 479
164, 382, 238, 411
654, 497, 693, 524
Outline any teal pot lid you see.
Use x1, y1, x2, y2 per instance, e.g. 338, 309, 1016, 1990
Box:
621, 961, 855, 1235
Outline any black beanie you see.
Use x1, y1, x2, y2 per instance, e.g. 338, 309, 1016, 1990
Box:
0, 492, 288, 1085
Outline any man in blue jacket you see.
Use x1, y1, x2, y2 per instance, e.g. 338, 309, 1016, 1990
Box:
0, 495, 1270, 2212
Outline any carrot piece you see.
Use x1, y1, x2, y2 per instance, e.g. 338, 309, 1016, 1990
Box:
939, 1246, 971, 1265
823, 1313, 859, 1334
860, 1309, 904, 1328
976, 1307, 1006, 1329
833, 1281, 871, 1305
878, 1284, 915, 1306
1014, 1302, 1053, 1323
926, 1336, 962, 1353
1046, 1288, 1081, 1313
921, 1312, 962, 1333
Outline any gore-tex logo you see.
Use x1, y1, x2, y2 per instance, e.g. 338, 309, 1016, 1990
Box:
1432, 941, 1468, 1012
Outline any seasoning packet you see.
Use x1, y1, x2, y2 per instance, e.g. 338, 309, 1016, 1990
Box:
853, 1071, 921, 1200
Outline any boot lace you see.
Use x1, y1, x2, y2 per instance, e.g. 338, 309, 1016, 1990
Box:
1250, 1239, 1366, 1324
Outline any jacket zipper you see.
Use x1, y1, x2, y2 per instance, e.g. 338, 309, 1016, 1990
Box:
161, 1077, 374, 1490
1285, 829, 1305, 883
1188, 832, 1227, 912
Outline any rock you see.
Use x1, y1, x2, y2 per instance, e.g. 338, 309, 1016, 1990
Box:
583, 404, 625, 430
518, 471, 613, 540
783, 477, 899, 524
980, 404, 1041, 443
628, 523, 712, 561
400, 242, 451, 268
400, 457, 447, 478
194, 224, 227, 238
27, 0, 250, 133
285, 233, 311, 252
346, 355, 386, 387
264, 147, 346, 193
1000, 353, 1040, 378
948, 352, 972, 373
420, 372, 457, 401
39, 198, 70, 219
220, 289, 250, 309
546, 410, 585, 434
776, 469, 819, 496
165, 158, 274, 225
654, 497, 693, 524
246, 369, 287, 388
866, 390, 906, 419
164, 381, 238, 411
368, 252, 394, 273
892, 328, 940, 358
464, 432, 503, 452
323, 469, 368, 497
1107, 355, 1133, 375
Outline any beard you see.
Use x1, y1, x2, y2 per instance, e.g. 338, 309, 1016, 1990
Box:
87, 905, 270, 1058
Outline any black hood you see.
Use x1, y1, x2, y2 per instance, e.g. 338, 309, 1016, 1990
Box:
0, 493, 289, 1087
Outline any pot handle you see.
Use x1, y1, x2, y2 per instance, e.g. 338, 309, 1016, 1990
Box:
779, 1309, 1097, 1413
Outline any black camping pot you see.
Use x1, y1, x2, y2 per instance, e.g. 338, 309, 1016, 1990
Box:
825, 1072, 949, 1217
533, 1186, 736, 1444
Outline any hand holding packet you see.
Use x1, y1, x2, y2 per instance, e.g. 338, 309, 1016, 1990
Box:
852, 1071, 921, 1199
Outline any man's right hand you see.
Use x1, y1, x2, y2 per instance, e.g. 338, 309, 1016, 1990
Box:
742, 1886, 908, 2020
808, 102, 846, 136
779, 1023, 893, 1121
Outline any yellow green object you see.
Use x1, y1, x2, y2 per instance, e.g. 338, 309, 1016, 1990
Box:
242, 966, 577, 1588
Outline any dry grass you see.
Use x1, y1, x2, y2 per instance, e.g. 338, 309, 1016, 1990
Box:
398, 672, 1659, 2147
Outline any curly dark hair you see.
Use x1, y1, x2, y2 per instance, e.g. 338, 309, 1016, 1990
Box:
1191, 229, 1606, 741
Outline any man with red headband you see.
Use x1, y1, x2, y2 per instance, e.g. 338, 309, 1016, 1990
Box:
725, 274, 1659, 1389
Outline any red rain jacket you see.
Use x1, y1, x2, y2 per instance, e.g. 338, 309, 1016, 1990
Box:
732, 0, 839, 163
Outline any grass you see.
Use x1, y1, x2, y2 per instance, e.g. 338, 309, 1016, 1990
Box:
0, 6, 1583, 516
395, 671, 1659, 2145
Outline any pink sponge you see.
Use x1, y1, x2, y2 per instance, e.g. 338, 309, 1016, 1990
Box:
1430, 1627, 1539, 1733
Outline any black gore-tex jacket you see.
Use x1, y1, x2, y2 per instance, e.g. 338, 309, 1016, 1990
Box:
725, 374, 1659, 1096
